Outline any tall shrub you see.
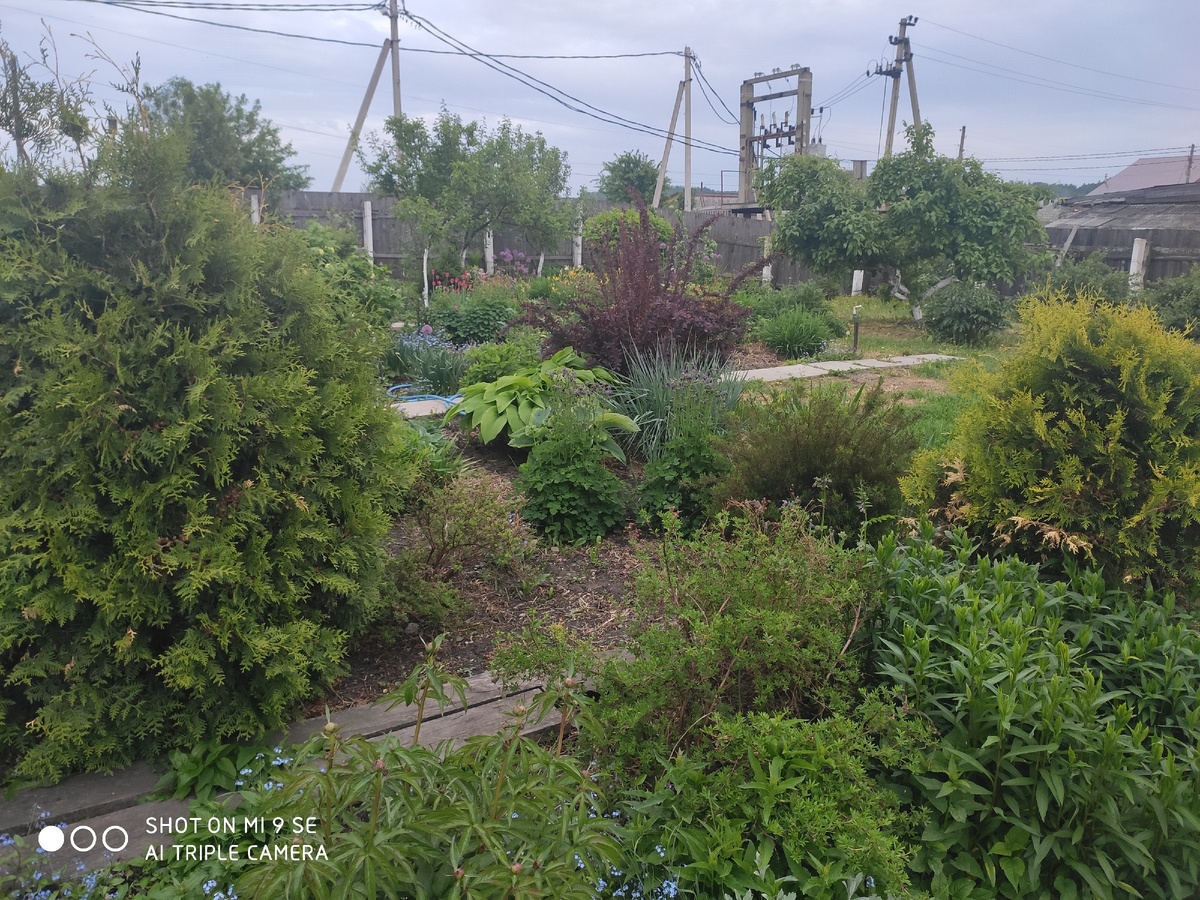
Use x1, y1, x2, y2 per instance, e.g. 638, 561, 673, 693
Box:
0, 130, 416, 780
903, 286, 1200, 589
523, 200, 759, 373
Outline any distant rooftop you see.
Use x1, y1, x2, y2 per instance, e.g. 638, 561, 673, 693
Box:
1088, 154, 1198, 196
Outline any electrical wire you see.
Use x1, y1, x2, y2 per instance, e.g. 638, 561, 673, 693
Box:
692, 65, 738, 126
63, 0, 382, 46
90, 1, 381, 9
921, 17, 1200, 95
691, 54, 738, 124
816, 70, 873, 107
402, 11, 739, 156
979, 146, 1191, 163
915, 43, 1200, 112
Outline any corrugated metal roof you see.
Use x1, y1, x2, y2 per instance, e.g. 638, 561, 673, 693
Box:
1046, 202, 1200, 232
1087, 155, 1198, 195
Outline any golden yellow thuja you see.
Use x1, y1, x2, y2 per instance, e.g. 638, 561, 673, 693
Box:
903, 285, 1200, 590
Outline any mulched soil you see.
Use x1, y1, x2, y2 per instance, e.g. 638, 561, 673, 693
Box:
303, 442, 646, 716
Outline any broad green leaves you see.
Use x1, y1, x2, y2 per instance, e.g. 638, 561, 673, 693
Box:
759, 123, 1047, 289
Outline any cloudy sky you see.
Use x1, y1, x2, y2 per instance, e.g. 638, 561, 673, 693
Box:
2, 0, 1197, 196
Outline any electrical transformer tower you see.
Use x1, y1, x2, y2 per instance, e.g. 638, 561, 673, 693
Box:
737, 65, 813, 206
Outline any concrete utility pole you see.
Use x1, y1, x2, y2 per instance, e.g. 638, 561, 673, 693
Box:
737, 66, 812, 206
684, 47, 693, 211
652, 77, 685, 208
389, 0, 403, 119
882, 15, 920, 157
958, 125, 966, 160
332, 40, 391, 192
1187, 143, 1196, 183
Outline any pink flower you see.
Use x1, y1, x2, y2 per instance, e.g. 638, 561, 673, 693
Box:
420, 324, 433, 335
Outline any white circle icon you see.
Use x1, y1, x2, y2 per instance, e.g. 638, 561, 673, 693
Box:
37, 825, 65, 852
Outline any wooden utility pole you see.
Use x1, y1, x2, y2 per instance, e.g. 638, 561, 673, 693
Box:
332, 40, 390, 192
883, 15, 919, 157
389, 0, 403, 120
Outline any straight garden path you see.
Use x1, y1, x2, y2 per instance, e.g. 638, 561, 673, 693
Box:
392, 353, 960, 416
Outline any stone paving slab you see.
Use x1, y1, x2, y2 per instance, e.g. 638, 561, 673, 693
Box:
392, 398, 451, 418
0, 762, 159, 837
805, 360, 877, 372
740, 363, 828, 381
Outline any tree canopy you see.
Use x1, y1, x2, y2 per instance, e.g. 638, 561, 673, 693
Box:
144, 76, 310, 191
759, 124, 1047, 292
596, 149, 666, 203
360, 109, 572, 257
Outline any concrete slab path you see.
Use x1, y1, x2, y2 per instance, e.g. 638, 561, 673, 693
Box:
393, 353, 960, 415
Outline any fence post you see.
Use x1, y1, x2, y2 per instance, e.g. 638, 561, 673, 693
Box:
1128, 237, 1150, 293
247, 190, 261, 226
362, 200, 374, 264
572, 218, 583, 268
851, 270, 865, 296
761, 235, 773, 286
485, 229, 494, 275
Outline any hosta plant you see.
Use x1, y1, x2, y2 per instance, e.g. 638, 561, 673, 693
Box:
445, 348, 624, 448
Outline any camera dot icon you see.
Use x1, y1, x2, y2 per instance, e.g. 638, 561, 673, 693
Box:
38, 825, 65, 852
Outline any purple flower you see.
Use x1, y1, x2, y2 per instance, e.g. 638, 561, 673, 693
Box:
420, 324, 433, 335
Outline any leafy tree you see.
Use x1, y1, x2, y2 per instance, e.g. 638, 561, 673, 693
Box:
596, 149, 666, 203
759, 124, 1047, 292
360, 109, 572, 263
143, 76, 310, 190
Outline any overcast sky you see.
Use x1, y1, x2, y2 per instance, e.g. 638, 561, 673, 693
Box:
2, 0, 1197, 196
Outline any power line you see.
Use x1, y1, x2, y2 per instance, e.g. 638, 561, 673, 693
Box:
63, 0, 382, 46
402, 11, 739, 156
921, 17, 1200, 95
915, 43, 1200, 112
691, 54, 738, 124
979, 146, 1191, 163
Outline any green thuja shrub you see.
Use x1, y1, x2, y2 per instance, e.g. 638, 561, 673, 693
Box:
0, 130, 418, 782
903, 286, 1200, 589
